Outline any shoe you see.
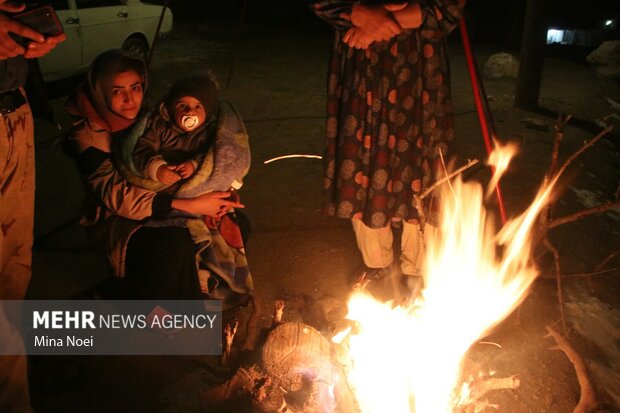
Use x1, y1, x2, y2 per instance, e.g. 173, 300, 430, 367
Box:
351, 265, 393, 290
401, 274, 424, 304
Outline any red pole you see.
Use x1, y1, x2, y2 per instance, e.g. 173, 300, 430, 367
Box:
459, 17, 508, 224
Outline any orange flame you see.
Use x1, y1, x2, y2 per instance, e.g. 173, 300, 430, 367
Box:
342, 145, 558, 412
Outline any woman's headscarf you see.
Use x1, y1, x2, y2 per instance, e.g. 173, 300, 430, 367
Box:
67, 49, 147, 132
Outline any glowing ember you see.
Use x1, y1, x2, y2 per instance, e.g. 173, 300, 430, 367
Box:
341, 145, 558, 413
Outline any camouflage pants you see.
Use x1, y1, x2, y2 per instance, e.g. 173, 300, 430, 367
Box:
0, 90, 34, 413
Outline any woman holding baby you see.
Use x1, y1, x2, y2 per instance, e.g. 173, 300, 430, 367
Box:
66, 49, 252, 301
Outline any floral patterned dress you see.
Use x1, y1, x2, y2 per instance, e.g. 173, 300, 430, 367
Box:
311, 0, 466, 228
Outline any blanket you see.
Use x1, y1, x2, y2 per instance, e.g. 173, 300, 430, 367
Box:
114, 101, 253, 296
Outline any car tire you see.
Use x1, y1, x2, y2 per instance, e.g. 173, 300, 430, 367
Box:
122, 37, 149, 62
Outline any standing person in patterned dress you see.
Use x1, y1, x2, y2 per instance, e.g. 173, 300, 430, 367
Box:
310, 1, 466, 284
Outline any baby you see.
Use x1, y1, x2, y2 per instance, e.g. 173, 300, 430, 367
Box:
133, 72, 220, 186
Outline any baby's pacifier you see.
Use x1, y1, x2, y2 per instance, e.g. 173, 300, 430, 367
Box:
181, 115, 200, 130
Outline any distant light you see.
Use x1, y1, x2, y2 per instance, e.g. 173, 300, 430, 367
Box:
546, 29, 564, 44
605, 19, 613, 26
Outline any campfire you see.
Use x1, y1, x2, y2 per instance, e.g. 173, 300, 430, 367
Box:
333, 143, 557, 413
204, 126, 615, 412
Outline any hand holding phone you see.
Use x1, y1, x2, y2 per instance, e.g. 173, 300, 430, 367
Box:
12, 5, 63, 45
0, 4, 64, 60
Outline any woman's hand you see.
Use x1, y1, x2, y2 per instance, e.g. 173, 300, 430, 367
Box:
350, 3, 402, 42
172, 192, 245, 218
343, 27, 375, 49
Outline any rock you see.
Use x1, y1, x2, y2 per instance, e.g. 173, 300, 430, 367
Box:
586, 41, 620, 79
483, 52, 519, 79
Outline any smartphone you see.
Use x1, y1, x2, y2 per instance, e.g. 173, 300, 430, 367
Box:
12, 5, 64, 46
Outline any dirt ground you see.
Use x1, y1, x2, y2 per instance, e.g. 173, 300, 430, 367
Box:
28, 18, 620, 413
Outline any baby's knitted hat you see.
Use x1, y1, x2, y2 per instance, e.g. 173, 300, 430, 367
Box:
165, 72, 218, 118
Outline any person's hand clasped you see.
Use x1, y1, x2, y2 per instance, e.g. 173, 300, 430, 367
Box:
170, 161, 195, 179
343, 27, 375, 50
350, 3, 402, 42
156, 164, 181, 185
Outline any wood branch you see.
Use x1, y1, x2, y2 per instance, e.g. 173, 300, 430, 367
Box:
545, 326, 598, 413
595, 250, 620, 271
469, 375, 520, 401
554, 125, 613, 181
543, 237, 568, 334
549, 200, 620, 229
413, 158, 480, 230
588, 250, 620, 292
472, 400, 500, 413
537, 268, 618, 279
548, 114, 570, 178
419, 158, 480, 201
221, 320, 239, 365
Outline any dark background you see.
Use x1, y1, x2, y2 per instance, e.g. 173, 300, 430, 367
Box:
155, 0, 620, 62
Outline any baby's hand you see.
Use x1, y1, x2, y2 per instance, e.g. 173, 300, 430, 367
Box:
172, 161, 195, 179
156, 165, 181, 184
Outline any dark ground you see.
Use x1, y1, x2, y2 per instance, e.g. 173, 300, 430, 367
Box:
25, 15, 620, 413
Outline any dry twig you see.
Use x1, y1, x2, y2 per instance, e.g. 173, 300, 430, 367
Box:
469, 375, 520, 401
413, 158, 480, 228
537, 268, 618, 279
221, 320, 239, 365
536, 118, 615, 334
549, 200, 620, 229
272, 299, 285, 327
545, 326, 598, 413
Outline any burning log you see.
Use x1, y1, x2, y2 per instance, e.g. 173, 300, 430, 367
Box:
454, 373, 519, 413
545, 326, 598, 413
261, 322, 360, 412
200, 366, 291, 412
467, 375, 520, 401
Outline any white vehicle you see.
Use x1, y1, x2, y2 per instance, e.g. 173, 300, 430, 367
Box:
38, 0, 173, 81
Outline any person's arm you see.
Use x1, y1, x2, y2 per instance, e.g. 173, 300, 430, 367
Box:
387, 2, 423, 30
350, 3, 403, 41
70, 122, 172, 220
70, 120, 240, 219
415, 0, 465, 39
133, 118, 182, 185
338, 2, 403, 49
132, 120, 164, 178
172, 192, 244, 219
309, 0, 358, 29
